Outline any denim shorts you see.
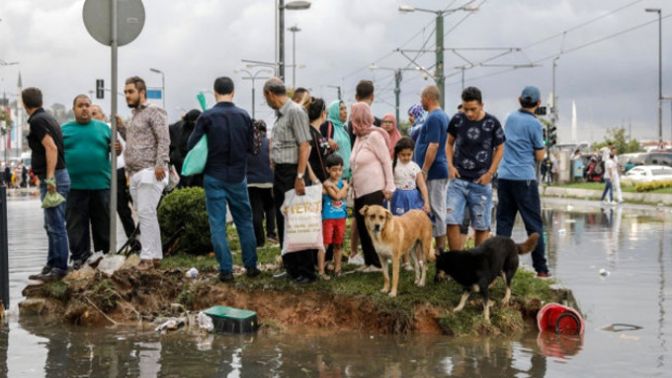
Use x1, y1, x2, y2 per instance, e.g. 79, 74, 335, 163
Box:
446, 179, 493, 231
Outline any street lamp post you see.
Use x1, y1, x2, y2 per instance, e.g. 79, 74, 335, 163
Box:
149, 68, 165, 109
288, 25, 301, 88
645, 8, 663, 144
399, 3, 479, 109
237, 69, 273, 118
276, 0, 311, 82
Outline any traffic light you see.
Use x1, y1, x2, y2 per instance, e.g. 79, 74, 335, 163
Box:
96, 79, 104, 99
547, 124, 558, 147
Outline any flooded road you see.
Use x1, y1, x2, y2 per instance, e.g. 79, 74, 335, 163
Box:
1, 198, 671, 377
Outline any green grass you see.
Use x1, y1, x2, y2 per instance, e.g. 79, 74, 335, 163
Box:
158, 222, 557, 335
553, 182, 672, 194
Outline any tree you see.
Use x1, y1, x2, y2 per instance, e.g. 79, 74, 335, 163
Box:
591, 127, 641, 154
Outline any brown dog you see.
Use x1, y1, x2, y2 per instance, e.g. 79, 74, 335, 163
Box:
360, 205, 434, 297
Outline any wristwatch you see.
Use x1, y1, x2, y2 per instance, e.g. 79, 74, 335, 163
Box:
297, 173, 304, 180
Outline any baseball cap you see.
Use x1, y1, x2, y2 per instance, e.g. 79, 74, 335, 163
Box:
521, 86, 541, 103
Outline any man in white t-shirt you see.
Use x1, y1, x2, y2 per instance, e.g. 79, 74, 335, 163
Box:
609, 147, 623, 203
601, 151, 622, 205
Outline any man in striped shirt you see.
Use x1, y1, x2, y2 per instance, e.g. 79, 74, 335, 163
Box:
264, 77, 315, 283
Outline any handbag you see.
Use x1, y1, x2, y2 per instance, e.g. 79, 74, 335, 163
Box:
281, 184, 324, 254
181, 135, 208, 176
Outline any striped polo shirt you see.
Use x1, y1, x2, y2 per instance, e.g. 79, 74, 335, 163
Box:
270, 99, 311, 165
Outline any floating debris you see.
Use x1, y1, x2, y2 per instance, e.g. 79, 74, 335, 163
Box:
602, 323, 643, 332
599, 269, 610, 277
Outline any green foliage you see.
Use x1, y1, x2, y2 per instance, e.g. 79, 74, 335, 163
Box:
89, 279, 118, 312
42, 281, 70, 302
635, 180, 672, 192
158, 187, 212, 255
591, 128, 641, 154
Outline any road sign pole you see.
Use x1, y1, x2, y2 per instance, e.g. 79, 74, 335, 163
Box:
109, 0, 118, 254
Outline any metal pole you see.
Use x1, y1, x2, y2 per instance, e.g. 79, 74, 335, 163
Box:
292, 29, 296, 88
657, 11, 663, 144
394, 69, 401, 123
109, 0, 118, 254
337, 86, 342, 101
251, 84, 256, 119
2, 91, 7, 164
0, 186, 8, 310
278, 0, 285, 81
461, 67, 465, 91
435, 12, 445, 109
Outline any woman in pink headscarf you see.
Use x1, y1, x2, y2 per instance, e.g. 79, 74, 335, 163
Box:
349, 102, 395, 272
381, 113, 402, 157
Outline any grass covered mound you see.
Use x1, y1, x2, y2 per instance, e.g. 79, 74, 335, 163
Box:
20, 223, 568, 336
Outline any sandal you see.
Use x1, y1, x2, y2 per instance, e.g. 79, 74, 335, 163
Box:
319, 272, 331, 281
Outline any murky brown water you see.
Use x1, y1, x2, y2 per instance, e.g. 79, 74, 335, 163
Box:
1, 198, 671, 377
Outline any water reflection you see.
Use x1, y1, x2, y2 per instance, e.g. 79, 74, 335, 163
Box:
12, 319, 560, 378
3, 199, 672, 376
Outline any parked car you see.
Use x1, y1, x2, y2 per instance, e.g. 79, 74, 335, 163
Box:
622, 165, 672, 184
644, 152, 672, 167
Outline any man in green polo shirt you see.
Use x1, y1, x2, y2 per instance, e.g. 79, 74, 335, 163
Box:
62, 94, 113, 269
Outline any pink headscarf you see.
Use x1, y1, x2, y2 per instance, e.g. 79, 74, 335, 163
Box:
382, 113, 401, 157
351, 102, 391, 147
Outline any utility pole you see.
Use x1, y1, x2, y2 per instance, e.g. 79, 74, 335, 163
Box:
646, 8, 663, 144
435, 12, 445, 109
278, 0, 285, 81
394, 69, 402, 123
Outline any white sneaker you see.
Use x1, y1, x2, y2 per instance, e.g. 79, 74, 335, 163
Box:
348, 254, 365, 266
363, 265, 382, 273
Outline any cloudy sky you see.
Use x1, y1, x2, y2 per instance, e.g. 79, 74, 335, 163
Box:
1, 0, 670, 143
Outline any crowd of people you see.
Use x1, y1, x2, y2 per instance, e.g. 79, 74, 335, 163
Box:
22, 74, 551, 283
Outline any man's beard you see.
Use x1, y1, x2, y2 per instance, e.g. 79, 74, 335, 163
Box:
127, 98, 140, 109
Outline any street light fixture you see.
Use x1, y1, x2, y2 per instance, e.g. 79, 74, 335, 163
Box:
399, 2, 479, 108
236, 68, 273, 118
645, 8, 663, 144
149, 67, 165, 109
276, 0, 311, 82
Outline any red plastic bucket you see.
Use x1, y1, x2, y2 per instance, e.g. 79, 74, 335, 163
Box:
537, 303, 585, 336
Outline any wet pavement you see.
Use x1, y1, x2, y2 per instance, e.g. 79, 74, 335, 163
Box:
1, 198, 671, 377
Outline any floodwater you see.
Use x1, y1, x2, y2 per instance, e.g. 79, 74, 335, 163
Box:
1, 197, 671, 377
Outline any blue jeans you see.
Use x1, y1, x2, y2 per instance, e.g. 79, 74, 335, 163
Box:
601, 179, 613, 202
204, 175, 257, 274
39, 169, 71, 271
496, 179, 548, 274
446, 179, 493, 231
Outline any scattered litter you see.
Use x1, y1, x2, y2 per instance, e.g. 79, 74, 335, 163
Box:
97, 254, 126, 275
197, 311, 214, 332
537, 303, 584, 335
185, 267, 199, 279
602, 323, 643, 332
599, 268, 610, 277
155, 317, 186, 332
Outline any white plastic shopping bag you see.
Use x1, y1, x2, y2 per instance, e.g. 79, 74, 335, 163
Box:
281, 184, 324, 254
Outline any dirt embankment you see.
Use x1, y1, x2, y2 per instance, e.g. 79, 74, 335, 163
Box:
19, 266, 569, 336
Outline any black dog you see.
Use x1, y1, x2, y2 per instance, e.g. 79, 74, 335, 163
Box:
434, 234, 539, 323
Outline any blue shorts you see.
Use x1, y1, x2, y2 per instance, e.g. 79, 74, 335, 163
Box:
445, 179, 493, 231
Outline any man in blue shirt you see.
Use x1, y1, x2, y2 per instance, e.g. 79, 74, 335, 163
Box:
496, 86, 550, 278
187, 76, 260, 283
446, 87, 505, 250
414, 85, 450, 254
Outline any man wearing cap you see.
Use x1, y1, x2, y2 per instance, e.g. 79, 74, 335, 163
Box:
496, 86, 550, 278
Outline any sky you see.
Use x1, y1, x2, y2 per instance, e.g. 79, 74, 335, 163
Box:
1, 0, 671, 144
